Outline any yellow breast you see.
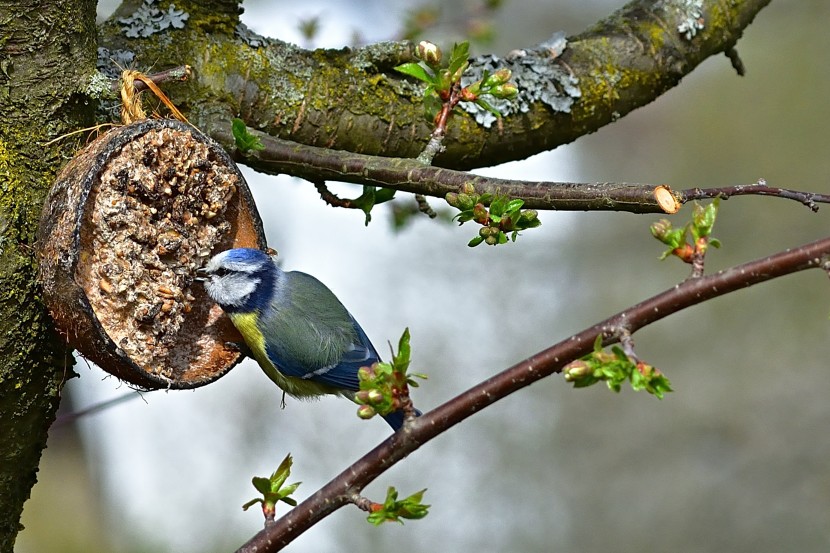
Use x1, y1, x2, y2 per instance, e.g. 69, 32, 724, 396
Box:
228, 312, 341, 398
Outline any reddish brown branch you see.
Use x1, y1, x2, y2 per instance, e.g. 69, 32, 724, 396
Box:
236, 235, 830, 552
313, 181, 355, 209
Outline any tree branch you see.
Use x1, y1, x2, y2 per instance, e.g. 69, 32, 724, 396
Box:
100, 0, 772, 171
237, 235, 830, 552
215, 125, 830, 215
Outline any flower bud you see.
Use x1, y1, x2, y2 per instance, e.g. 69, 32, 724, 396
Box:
563, 360, 591, 381
445, 192, 459, 207
367, 389, 385, 405
460, 87, 478, 102
461, 182, 476, 195
484, 234, 499, 245
417, 41, 442, 65
357, 404, 376, 420
650, 219, 672, 241
456, 193, 475, 211
472, 203, 489, 224
522, 209, 538, 222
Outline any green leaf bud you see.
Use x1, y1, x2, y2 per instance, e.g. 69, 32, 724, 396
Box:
456, 193, 475, 211
483, 68, 512, 88
490, 83, 518, 99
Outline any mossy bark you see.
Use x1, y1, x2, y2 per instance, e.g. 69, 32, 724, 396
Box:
97, 0, 770, 171
0, 0, 97, 550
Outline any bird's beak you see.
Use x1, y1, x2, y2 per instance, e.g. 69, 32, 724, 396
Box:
194, 267, 209, 282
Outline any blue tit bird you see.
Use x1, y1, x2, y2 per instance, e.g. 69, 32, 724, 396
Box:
198, 247, 409, 430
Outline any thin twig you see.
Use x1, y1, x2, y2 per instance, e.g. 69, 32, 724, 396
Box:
724, 47, 746, 76
53, 391, 144, 427
678, 180, 830, 212
314, 181, 354, 208
236, 235, 830, 553
414, 194, 438, 218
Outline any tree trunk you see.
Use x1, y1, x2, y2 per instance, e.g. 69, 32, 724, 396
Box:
0, 0, 96, 550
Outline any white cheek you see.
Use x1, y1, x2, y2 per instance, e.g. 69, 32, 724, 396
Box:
205, 274, 259, 307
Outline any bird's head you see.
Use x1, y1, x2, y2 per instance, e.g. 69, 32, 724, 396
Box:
197, 248, 277, 312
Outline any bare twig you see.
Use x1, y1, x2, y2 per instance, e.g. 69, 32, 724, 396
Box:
678, 179, 830, 212
314, 181, 354, 209
53, 391, 145, 427
414, 194, 437, 218
236, 235, 830, 553
724, 47, 746, 76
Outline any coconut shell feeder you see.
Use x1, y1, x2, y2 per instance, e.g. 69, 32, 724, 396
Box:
38, 118, 266, 389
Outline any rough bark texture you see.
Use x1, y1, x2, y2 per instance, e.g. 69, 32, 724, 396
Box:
96, 0, 771, 171
0, 0, 97, 550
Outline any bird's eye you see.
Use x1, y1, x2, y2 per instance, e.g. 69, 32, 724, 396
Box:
215, 267, 230, 277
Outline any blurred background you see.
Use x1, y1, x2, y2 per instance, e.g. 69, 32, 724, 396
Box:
18, 1, 830, 552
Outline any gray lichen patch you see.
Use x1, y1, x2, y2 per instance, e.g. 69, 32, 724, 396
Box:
78, 127, 236, 379
460, 32, 580, 128
657, 0, 705, 40
117, 0, 189, 38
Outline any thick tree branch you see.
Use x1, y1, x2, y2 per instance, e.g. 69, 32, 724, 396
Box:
99, 0, 772, 171
237, 235, 830, 552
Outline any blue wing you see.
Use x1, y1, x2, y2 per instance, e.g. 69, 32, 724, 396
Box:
260, 271, 379, 392
268, 316, 378, 392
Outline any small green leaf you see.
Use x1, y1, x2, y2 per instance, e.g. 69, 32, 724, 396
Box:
232, 118, 265, 153
367, 487, 430, 525
505, 198, 525, 212
468, 235, 484, 247
473, 97, 502, 118
489, 195, 507, 215
396, 328, 412, 371
241, 498, 262, 511
252, 477, 272, 495
447, 42, 470, 78
394, 62, 436, 84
